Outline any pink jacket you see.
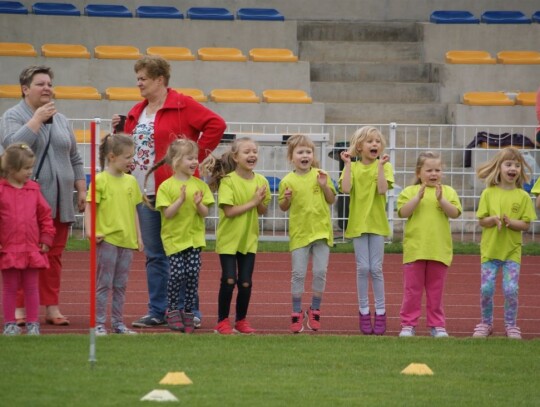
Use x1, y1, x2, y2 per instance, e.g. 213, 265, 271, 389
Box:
0, 179, 55, 270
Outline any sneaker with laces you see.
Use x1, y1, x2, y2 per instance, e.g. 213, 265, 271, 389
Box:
234, 319, 256, 334
26, 322, 40, 336
193, 316, 202, 329
113, 323, 138, 335
182, 311, 195, 334
431, 327, 449, 338
359, 312, 373, 335
95, 324, 108, 336
290, 312, 304, 333
166, 310, 184, 332
505, 325, 522, 339
472, 323, 493, 338
132, 314, 166, 328
306, 308, 321, 331
373, 313, 387, 336
399, 326, 415, 337
214, 318, 234, 335
3, 323, 21, 336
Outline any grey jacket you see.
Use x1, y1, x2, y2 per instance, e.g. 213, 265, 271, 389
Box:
0, 100, 85, 223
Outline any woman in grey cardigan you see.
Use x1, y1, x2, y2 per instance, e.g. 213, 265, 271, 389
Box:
0, 65, 86, 326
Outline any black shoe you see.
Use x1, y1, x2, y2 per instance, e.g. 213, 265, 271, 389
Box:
131, 315, 166, 328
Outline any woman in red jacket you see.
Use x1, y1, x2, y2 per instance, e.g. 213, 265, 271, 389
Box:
112, 55, 226, 328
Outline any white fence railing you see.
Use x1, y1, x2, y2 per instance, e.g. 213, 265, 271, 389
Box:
64, 119, 540, 243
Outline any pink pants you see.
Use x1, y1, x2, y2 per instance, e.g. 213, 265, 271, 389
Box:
16, 218, 69, 307
400, 260, 448, 328
3, 268, 40, 323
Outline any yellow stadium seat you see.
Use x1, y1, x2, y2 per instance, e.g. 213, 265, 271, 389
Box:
462, 92, 515, 106
0, 42, 37, 57
0, 84, 21, 98
73, 129, 108, 143
249, 48, 298, 62
198, 47, 247, 62
41, 44, 90, 58
105, 87, 144, 101
496, 51, 540, 64
54, 86, 101, 100
174, 88, 207, 102
147, 46, 196, 61
210, 89, 260, 103
94, 45, 142, 59
262, 89, 312, 104
515, 92, 536, 106
445, 50, 496, 64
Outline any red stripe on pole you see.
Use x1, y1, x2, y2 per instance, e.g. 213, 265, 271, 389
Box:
89, 121, 97, 329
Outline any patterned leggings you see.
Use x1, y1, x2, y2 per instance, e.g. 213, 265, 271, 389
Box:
167, 247, 201, 313
480, 260, 520, 327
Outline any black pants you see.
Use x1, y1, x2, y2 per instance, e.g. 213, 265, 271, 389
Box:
217, 253, 256, 322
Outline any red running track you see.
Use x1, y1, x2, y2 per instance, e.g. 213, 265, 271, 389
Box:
2, 252, 539, 339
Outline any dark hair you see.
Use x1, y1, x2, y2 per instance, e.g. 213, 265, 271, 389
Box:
99, 133, 134, 171
134, 56, 170, 86
0, 143, 36, 177
19, 65, 54, 98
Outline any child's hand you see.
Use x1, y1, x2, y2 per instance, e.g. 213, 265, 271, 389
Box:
502, 214, 512, 229
40, 243, 50, 253
340, 151, 352, 164
178, 185, 187, 204
283, 187, 292, 201
95, 235, 104, 243
317, 170, 328, 186
484, 215, 502, 230
137, 239, 144, 252
253, 185, 267, 205
417, 184, 426, 200
194, 190, 203, 205
435, 183, 443, 201
379, 154, 390, 166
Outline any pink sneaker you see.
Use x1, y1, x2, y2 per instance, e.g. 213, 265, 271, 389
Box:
506, 325, 522, 339
373, 313, 386, 336
166, 310, 184, 332
359, 312, 373, 335
234, 319, 256, 334
290, 312, 304, 333
472, 323, 493, 338
306, 308, 321, 331
214, 318, 234, 335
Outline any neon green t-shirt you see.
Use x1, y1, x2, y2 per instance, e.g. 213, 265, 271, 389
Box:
477, 186, 537, 264
531, 178, 540, 195
339, 160, 394, 239
278, 168, 336, 251
216, 171, 271, 255
397, 184, 462, 266
156, 176, 214, 256
86, 171, 142, 249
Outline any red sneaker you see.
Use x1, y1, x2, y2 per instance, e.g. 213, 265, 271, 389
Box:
214, 318, 234, 335
306, 308, 321, 331
234, 319, 256, 334
290, 312, 304, 333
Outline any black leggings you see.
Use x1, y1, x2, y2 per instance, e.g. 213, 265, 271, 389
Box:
218, 253, 256, 322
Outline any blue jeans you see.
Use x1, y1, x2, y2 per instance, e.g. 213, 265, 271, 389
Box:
137, 201, 169, 319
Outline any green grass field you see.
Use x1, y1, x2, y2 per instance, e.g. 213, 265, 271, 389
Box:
0, 335, 538, 406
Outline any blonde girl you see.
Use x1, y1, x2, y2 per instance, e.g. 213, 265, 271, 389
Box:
472, 147, 536, 339
201, 137, 271, 335
339, 126, 394, 335
397, 151, 461, 338
145, 138, 214, 334
0, 143, 55, 335
85, 134, 143, 335
278, 134, 336, 333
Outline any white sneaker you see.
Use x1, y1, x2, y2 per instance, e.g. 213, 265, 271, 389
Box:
95, 324, 108, 336
3, 323, 21, 336
399, 326, 415, 337
193, 316, 202, 329
113, 323, 138, 335
26, 322, 40, 336
431, 327, 449, 338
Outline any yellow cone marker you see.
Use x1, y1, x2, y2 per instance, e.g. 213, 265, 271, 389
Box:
159, 371, 193, 385
401, 363, 434, 376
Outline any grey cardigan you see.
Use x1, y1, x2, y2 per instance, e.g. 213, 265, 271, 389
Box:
0, 100, 85, 223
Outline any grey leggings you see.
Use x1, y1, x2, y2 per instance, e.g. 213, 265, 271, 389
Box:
291, 240, 329, 296
353, 234, 386, 315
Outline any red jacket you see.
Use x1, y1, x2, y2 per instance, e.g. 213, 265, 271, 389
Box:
0, 179, 55, 270
124, 89, 226, 189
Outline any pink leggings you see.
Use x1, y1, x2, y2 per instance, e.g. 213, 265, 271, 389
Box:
2, 268, 40, 323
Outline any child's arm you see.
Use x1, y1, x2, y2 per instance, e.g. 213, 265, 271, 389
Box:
536, 194, 540, 209
163, 185, 186, 219
377, 155, 390, 195
222, 185, 267, 218
436, 184, 460, 219
135, 209, 144, 252
279, 187, 292, 211
194, 190, 209, 218
502, 215, 531, 232
317, 171, 336, 204
339, 151, 352, 193
478, 216, 502, 230
84, 202, 104, 243
398, 184, 425, 218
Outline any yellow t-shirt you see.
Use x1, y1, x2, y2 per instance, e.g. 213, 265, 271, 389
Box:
86, 171, 142, 249
397, 184, 462, 266
278, 168, 336, 251
531, 178, 540, 195
477, 186, 537, 264
216, 171, 271, 255
339, 160, 394, 239
156, 176, 214, 256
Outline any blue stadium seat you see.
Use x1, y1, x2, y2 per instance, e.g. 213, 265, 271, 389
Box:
532, 11, 540, 23
32, 2, 80, 16
136, 6, 183, 19
481, 10, 531, 24
0, 1, 28, 14
266, 176, 281, 193
85, 4, 132, 18
187, 7, 234, 20
429, 10, 479, 24
237, 8, 284, 21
